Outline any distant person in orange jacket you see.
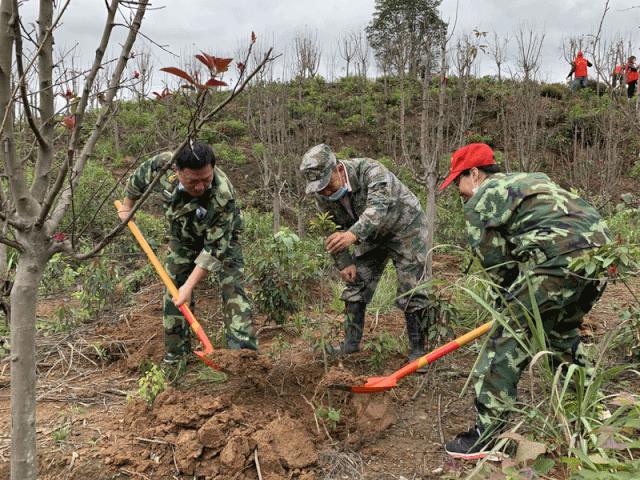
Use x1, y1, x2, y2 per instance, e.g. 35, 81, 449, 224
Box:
625, 56, 638, 99
567, 51, 592, 90
611, 64, 624, 89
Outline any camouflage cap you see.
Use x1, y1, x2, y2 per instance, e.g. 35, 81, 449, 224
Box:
300, 144, 337, 194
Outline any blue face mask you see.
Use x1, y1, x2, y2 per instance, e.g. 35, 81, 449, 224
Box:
323, 185, 349, 201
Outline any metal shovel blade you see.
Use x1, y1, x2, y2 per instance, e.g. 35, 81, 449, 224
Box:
350, 376, 398, 393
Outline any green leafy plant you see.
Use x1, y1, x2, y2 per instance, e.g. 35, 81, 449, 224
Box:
316, 406, 341, 431
195, 364, 228, 384
364, 330, 403, 371
136, 363, 167, 406
213, 142, 247, 165
268, 334, 292, 359
51, 424, 71, 443
71, 257, 120, 320
252, 227, 322, 324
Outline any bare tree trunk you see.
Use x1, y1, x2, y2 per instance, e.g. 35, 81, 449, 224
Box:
398, 68, 410, 164
273, 190, 281, 232
419, 52, 434, 280
113, 117, 121, 156
426, 39, 448, 280
10, 242, 47, 480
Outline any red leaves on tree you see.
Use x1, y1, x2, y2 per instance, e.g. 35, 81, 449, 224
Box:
52, 232, 66, 242
62, 115, 75, 130
133, 70, 140, 79
152, 87, 172, 101
160, 67, 197, 85
237, 62, 245, 74
196, 52, 232, 74
162, 52, 234, 90
251, 31, 256, 44
213, 57, 232, 73
205, 78, 228, 87
59, 88, 74, 99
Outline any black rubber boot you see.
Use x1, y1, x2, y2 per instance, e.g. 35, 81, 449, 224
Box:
327, 301, 366, 356
405, 310, 428, 373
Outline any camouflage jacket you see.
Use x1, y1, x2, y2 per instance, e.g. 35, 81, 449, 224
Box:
124, 152, 243, 273
464, 172, 610, 287
314, 158, 424, 269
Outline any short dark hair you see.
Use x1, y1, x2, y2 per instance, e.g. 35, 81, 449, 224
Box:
459, 164, 501, 178
175, 139, 215, 170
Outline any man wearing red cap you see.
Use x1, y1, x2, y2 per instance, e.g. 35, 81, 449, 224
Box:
567, 51, 592, 90
440, 143, 610, 459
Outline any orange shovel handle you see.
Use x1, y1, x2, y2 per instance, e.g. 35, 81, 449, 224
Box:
114, 201, 214, 357
391, 320, 494, 382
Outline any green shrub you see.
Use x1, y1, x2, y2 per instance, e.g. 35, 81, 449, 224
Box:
71, 256, 121, 320
213, 142, 247, 165
465, 132, 496, 147
607, 209, 640, 244
252, 228, 323, 324
135, 363, 167, 406
335, 146, 360, 160
364, 330, 404, 370
540, 83, 566, 100
216, 119, 247, 139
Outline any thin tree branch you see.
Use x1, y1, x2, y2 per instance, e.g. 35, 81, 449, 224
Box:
0, 236, 22, 252
37, 0, 125, 228
0, 0, 71, 138
30, 0, 57, 202
11, 0, 48, 149
0, 0, 38, 219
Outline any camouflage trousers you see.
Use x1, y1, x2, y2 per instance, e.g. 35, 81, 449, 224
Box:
474, 267, 605, 434
163, 240, 257, 356
341, 214, 430, 314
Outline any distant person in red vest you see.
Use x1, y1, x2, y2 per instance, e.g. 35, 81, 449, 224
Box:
611, 64, 624, 89
567, 51, 592, 90
625, 56, 638, 99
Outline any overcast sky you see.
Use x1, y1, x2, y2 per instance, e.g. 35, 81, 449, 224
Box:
18, 0, 640, 88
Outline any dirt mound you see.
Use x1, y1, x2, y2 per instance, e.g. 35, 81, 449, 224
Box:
318, 366, 368, 389
208, 349, 272, 381
253, 416, 319, 479
106, 387, 320, 479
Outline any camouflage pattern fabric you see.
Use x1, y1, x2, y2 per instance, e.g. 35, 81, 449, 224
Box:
340, 213, 430, 313
125, 152, 257, 353
308, 156, 430, 313
464, 172, 610, 434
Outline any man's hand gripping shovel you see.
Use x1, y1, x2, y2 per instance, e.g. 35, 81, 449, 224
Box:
114, 201, 221, 371
331, 321, 494, 393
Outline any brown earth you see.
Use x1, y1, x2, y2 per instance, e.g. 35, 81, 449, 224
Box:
0, 265, 637, 479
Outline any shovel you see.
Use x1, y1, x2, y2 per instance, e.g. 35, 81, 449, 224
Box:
114, 200, 220, 371
332, 320, 494, 393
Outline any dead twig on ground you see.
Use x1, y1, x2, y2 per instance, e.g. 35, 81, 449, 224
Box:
254, 448, 263, 480
301, 394, 321, 434
437, 394, 445, 444
120, 468, 151, 480
135, 436, 175, 446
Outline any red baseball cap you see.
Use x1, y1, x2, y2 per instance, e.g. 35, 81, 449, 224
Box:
439, 143, 496, 191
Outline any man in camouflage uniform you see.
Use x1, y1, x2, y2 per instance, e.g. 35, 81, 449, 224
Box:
300, 144, 432, 365
118, 140, 257, 363
439, 143, 610, 459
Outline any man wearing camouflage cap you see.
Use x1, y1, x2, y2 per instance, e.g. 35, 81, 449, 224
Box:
300, 144, 433, 366
118, 140, 257, 365
440, 143, 610, 459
